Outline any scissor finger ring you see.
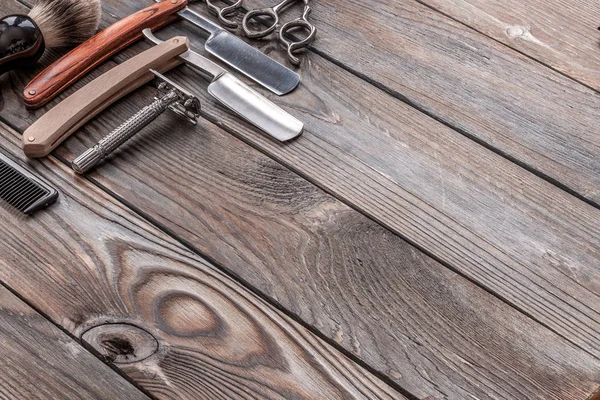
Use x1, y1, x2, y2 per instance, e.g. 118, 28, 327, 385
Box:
242, 8, 279, 38
242, 0, 298, 39
280, 20, 316, 65
279, 3, 317, 65
206, 0, 242, 29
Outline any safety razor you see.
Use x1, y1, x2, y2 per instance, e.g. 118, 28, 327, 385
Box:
72, 70, 201, 174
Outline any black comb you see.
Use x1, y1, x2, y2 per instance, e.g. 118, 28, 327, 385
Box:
0, 149, 58, 214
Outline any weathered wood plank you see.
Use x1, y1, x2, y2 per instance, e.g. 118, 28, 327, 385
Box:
0, 122, 402, 400
64, 0, 600, 361
3, 95, 600, 400
242, 0, 600, 205
2, 12, 600, 400
0, 284, 150, 400
419, 0, 600, 91
2, 1, 600, 398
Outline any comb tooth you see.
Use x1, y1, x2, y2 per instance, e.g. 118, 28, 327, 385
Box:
0, 170, 18, 188
14, 186, 43, 210
3, 179, 27, 202
4, 190, 27, 206
18, 187, 46, 209
16, 183, 43, 202
0, 153, 58, 214
3, 183, 38, 208
15, 183, 34, 195
1, 170, 20, 186
6, 175, 30, 195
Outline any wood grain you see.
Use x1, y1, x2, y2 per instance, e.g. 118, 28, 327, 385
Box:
0, 284, 150, 400
23, 0, 187, 109
3, 95, 600, 400
241, 0, 600, 206
418, 0, 600, 91
82, 0, 600, 360
2, 1, 600, 399
0, 122, 402, 400
4, 38, 600, 400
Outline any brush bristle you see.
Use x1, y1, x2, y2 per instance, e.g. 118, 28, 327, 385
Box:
28, 0, 101, 48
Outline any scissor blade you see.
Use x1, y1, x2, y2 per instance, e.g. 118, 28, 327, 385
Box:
177, 7, 300, 95
208, 73, 303, 141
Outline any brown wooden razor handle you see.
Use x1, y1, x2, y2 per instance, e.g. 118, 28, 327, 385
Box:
23, 0, 188, 109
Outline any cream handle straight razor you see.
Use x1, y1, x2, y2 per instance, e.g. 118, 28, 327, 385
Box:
22, 37, 189, 158
142, 29, 303, 142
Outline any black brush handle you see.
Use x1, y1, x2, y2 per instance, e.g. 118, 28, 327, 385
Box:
0, 14, 45, 75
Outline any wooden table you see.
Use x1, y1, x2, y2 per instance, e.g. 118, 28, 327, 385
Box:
0, 0, 599, 399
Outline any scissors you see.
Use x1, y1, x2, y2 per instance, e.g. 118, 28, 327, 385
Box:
242, 0, 317, 65
206, 0, 242, 29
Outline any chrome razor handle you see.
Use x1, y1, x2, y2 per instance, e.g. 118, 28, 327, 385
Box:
72, 91, 178, 174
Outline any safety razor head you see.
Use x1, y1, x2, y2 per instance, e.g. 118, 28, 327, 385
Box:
151, 69, 201, 124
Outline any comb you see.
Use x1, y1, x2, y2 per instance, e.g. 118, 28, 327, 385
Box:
0, 150, 58, 214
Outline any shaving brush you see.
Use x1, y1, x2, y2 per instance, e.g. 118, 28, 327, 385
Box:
0, 0, 101, 75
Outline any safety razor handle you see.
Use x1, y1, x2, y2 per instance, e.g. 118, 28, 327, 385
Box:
72, 91, 179, 174
22, 36, 188, 158
23, 0, 188, 109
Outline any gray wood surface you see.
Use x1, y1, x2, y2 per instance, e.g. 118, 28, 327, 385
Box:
68, 0, 600, 361
0, 284, 150, 400
1, 3, 600, 398
3, 88, 599, 399
420, 0, 600, 91
0, 0, 599, 399
286, 0, 600, 205
0, 121, 402, 400
244, 0, 600, 206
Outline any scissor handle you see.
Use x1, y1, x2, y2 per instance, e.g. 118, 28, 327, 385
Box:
206, 0, 241, 29
242, 7, 280, 38
242, 0, 299, 38
279, 4, 316, 65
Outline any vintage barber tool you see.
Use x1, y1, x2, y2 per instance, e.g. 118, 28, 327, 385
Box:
206, 0, 242, 29
157, 0, 299, 94
278, 0, 316, 65
23, 0, 299, 109
0, 0, 101, 75
22, 35, 301, 158
143, 29, 302, 141
72, 70, 200, 174
242, 0, 316, 65
22, 36, 189, 158
0, 149, 58, 214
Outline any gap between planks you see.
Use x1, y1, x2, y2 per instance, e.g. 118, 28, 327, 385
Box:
0, 120, 406, 400
1, 1, 600, 398
0, 280, 151, 400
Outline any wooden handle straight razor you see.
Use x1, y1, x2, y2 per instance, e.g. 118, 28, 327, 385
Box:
23, 0, 188, 109
22, 37, 189, 158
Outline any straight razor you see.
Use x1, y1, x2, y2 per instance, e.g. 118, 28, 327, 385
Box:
175, 7, 300, 96
143, 29, 303, 141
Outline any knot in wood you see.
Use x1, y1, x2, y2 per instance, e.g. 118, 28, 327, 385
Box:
81, 323, 159, 364
505, 25, 528, 39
